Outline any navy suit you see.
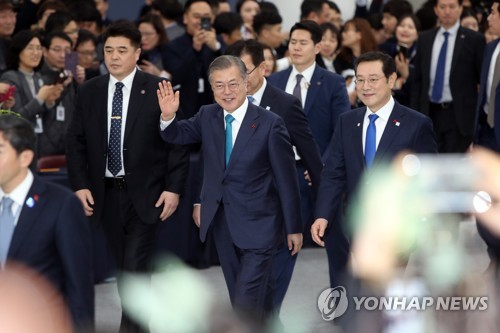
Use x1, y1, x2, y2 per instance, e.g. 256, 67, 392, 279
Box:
7, 177, 94, 331
160, 102, 302, 318
316, 102, 437, 288
475, 38, 500, 272
411, 26, 484, 152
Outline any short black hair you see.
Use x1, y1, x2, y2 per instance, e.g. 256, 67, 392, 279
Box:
354, 51, 396, 78
75, 28, 97, 50
290, 20, 322, 44
43, 30, 73, 48
44, 10, 75, 35
6, 30, 43, 71
0, 114, 36, 155
327, 1, 340, 13
36, 0, 67, 22
253, 10, 282, 36
300, 0, 327, 21
382, 0, 413, 21
102, 20, 142, 49
184, 0, 213, 12
432, 0, 463, 6
213, 12, 243, 35
152, 0, 183, 21
225, 39, 264, 68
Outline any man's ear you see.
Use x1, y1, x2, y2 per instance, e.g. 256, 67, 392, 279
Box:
19, 150, 34, 169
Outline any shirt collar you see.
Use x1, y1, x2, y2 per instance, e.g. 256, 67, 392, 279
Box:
224, 96, 249, 123
291, 62, 316, 86
250, 78, 267, 105
0, 169, 34, 209
365, 96, 395, 121
438, 20, 460, 36
109, 67, 137, 91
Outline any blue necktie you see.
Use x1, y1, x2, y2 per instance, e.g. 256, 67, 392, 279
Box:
0, 197, 15, 266
365, 114, 379, 168
108, 82, 124, 176
431, 32, 449, 103
225, 114, 235, 165
248, 95, 256, 104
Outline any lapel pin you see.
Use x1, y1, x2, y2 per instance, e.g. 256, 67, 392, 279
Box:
26, 197, 35, 208
393, 119, 400, 126
141, 90, 146, 94
251, 124, 257, 129
316, 81, 321, 86
266, 106, 271, 110
357, 123, 361, 127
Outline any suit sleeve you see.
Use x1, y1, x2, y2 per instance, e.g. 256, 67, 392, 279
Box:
268, 117, 302, 235
412, 115, 438, 154
282, 96, 323, 194
66, 84, 90, 191
410, 36, 424, 111
315, 119, 347, 222
56, 193, 94, 331
159, 108, 203, 145
327, 76, 350, 160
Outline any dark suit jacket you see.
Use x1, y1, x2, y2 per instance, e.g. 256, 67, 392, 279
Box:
162, 33, 222, 119
315, 102, 437, 222
260, 82, 323, 193
160, 102, 302, 249
66, 70, 189, 224
476, 38, 500, 150
411, 26, 485, 137
268, 65, 350, 159
7, 176, 94, 329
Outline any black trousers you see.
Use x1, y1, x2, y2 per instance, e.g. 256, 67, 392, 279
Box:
102, 182, 158, 333
429, 102, 472, 153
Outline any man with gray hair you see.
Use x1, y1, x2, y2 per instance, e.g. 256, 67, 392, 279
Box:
157, 55, 303, 324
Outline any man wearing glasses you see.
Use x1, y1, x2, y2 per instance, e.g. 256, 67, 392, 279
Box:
158, 55, 303, 326
311, 51, 437, 295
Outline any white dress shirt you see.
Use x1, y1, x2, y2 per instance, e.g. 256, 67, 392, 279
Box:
362, 97, 395, 154
0, 170, 34, 226
285, 63, 316, 108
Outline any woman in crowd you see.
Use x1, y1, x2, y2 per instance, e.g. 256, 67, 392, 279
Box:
316, 22, 339, 73
392, 14, 420, 107
262, 43, 277, 77
236, 0, 260, 40
137, 13, 171, 79
335, 18, 377, 106
461, 7, 480, 32
0, 30, 64, 156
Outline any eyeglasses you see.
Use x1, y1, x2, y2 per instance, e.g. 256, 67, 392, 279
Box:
354, 77, 385, 87
246, 66, 258, 75
49, 47, 72, 54
78, 50, 96, 58
212, 81, 243, 92
25, 45, 43, 52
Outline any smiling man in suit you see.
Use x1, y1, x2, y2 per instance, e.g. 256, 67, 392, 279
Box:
311, 51, 437, 290
157, 55, 303, 325
66, 21, 188, 333
224, 39, 323, 313
411, 0, 484, 153
0, 113, 93, 332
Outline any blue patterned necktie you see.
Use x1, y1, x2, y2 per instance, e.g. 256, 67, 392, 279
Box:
225, 114, 235, 165
293, 74, 303, 103
248, 96, 256, 104
108, 82, 124, 176
0, 197, 15, 266
365, 114, 379, 168
431, 32, 449, 103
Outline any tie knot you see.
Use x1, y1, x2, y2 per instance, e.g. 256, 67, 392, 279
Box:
368, 113, 379, 123
115, 82, 124, 90
247, 96, 255, 104
443, 31, 449, 38
225, 114, 235, 124
1, 197, 13, 212
296, 74, 303, 84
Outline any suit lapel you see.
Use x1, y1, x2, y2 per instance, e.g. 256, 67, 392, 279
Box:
354, 108, 366, 165
451, 27, 466, 73
260, 85, 275, 110
210, 107, 226, 173
375, 104, 404, 163
304, 66, 322, 115
124, 71, 148, 142
97, 75, 109, 150
224, 104, 259, 176
8, 179, 47, 257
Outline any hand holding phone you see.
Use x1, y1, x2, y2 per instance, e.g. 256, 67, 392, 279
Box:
200, 17, 211, 31
0, 85, 16, 103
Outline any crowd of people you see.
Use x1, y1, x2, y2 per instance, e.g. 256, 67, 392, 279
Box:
2, 0, 500, 332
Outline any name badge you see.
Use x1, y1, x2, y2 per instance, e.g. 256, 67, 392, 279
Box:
34, 115, 43, 133
56, 104, 65, 121
198, 78, 204, 93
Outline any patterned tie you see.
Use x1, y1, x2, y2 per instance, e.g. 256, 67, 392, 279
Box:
293, 74, 303, 104
248, 95, 256, 104
0, 197, 15, 266
108, 82, 124, 176
488, 53, 500, 127
225, 114, 235, 165
431, 32, 449, 103
365, 114, 379, 168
